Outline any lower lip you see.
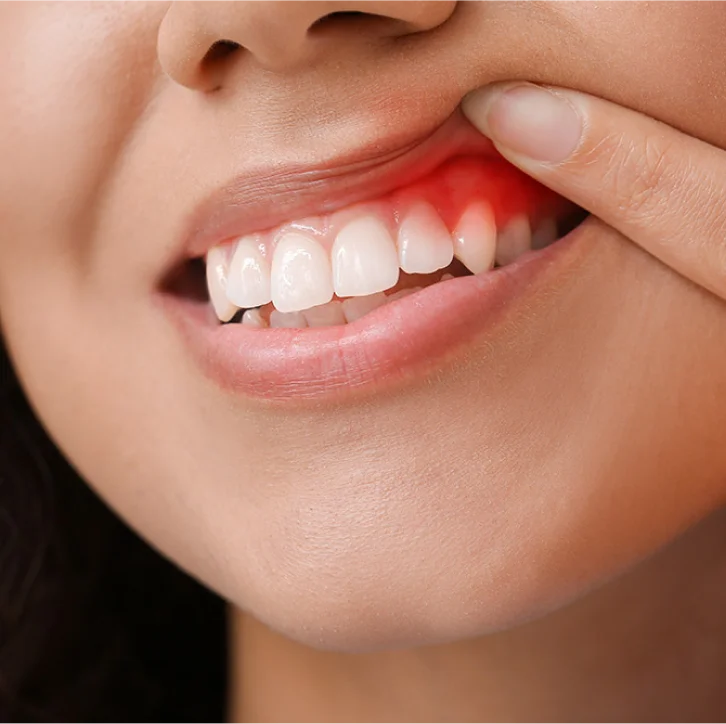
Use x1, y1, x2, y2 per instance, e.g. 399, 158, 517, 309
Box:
168, 220, 589, 402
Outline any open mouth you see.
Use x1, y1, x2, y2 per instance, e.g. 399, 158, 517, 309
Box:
163, 120, 589, 400
198, 155, 583, 329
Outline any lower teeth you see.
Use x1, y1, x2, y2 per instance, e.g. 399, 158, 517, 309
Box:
225, 264, 464, 329
245, 284, 428, 329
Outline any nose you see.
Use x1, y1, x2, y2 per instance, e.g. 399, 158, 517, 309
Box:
157, 1, 456, 91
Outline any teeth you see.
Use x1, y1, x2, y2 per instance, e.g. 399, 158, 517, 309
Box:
206, 246, 239, 322
269, 309, 308, 328
226, 236, 272, 309
332, 216, 400, 297
531, 217, 558, 250
495, 215, 531, 267
341, 292, 387, 323
397, 202, 454, 274
387, 286, 421, 302
241, 308, 268, 328
271, 232, 334, 313
452, 202, 497, 274
209, 201, 558, 325
303, 300, 346, 328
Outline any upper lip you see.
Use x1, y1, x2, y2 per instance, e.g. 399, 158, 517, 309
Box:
180, 108, 497, 260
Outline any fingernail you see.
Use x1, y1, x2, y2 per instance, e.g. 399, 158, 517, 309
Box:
463, 83, 583, 164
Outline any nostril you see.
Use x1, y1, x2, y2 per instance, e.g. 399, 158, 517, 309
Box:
309, 10, 392, 36
307, 5, 455, 39
310, 11, 367, 29
202, 39, 241, 66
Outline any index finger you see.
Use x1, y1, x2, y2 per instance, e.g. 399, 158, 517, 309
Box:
462, 82, 726, 301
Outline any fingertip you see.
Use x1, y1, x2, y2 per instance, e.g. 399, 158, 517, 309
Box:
461, 84, 502, 136
462, 83, 583, 166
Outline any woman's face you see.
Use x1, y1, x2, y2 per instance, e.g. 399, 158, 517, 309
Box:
2, 1, 726, 651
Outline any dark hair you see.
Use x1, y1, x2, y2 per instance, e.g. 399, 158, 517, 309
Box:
0, 337, 226, 722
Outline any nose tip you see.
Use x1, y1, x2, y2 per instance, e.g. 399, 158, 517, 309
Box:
157, 1, 456, 91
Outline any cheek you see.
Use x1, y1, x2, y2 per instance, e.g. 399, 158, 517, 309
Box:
0, 4, 162, 288
535, 0, 726, 146
458, 3, 726, 148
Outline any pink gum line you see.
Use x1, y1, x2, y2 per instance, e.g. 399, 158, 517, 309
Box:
216, 155, 565, 262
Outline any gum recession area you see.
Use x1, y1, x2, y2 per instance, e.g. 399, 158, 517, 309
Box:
214, 155, 568, 258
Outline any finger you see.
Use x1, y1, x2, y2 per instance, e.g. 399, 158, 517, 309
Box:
462, 82, 726, 301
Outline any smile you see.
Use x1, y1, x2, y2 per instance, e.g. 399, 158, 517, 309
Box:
163, 112, 587, 400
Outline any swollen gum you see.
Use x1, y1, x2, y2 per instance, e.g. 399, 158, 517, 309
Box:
216, 155, 565, 260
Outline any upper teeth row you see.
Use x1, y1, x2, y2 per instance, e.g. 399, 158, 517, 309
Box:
206, 200, 557, 321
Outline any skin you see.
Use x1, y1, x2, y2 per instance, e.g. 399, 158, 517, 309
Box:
2, 1, 726, 719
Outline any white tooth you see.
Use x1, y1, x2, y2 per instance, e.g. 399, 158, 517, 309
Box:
397, 202, 453, 274
387, 287, 421, 302
452, 202, 497, 274
332, 216, 399, 297
206, 246, 239, 322
341, 292, 387, 323
303, 301, 346, 328
271, 232, 334, 313
226, 236, 272, 309
269, 309, 308, 328
441, 273, 455, 281
241, 308, 268, 328
495, 215, 532, 266
531, 218, 558, 250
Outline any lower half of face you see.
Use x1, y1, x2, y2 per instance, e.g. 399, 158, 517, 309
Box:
2, 2, 726, 652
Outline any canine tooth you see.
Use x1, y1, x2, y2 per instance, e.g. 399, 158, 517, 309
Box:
271, 232, 334, 313
226, 236, 272, 308
241, 308, 267, 328
332, 216, 399, 297
303, 301, 346, 328
341, 292, 387, 323
452, 202, 497, 274
531, 218, 558, 250
206, 246, 239, 322
495, 215, 532, 266
397, 201, 453, 274
269, 309, 308, 328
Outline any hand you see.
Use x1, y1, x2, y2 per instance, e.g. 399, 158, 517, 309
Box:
462, 83, 726, 301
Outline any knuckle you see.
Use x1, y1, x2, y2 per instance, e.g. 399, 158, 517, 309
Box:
577, 129, 680, 226
613, 133, 672, 219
